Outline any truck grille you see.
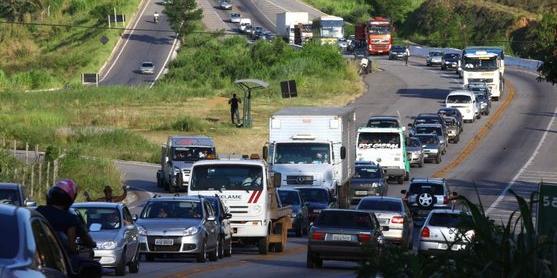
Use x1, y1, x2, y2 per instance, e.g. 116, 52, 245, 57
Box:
286, 175, 314, 185
229, 205, 248, 214
147, 236, 182, 252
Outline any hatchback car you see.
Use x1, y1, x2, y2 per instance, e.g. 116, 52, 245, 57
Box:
277, 188, 309, 237
350, 161, 387, 205
0, 183, 36, 207
356, 196, 413, 248
419, 209, 474, 255
307, 209, 385, 268
401, 178, 457, 222
414, 123, 448, 155
136, 195, 219, 262
426, 51, 444, 66
406, 137, 424, 167
204, 195, 233, 258
72, 202, 140, 275
0, 204, 93, 277
414, 134, 443, 164
297, 187, 335, 224
441, 53, 460, 70
219, 0, 232, 10
410, 113, 446, 131
389, 45, 408, 60
139, 61, 154, 74
229, 13, 241, 23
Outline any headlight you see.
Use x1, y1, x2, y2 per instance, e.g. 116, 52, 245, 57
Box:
97, 241, 118, 250
371, 182, 380, 188
138, 226, 147, 236
291, 213, 298, 218
183, 226, 199, 236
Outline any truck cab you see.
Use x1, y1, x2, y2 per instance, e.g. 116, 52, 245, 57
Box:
157, 136, 216, 192
461, 49, 504, 101
187, 158, 291, 254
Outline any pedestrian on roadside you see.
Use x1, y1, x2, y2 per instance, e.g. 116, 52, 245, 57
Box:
84, 185, 128, 202
405, 45, 410, 66
228, 93, 241, 125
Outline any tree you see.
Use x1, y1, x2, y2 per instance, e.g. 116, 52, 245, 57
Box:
370, 0, 414, 26
532, 13, 557, 85
0, 0, 43, 22
163, 0, 203, 42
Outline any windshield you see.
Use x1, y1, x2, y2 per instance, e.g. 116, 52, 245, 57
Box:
416, 135, 438, 145
298, 188, 329, 203
278, 190, 301, 206
447, 95, 472, 104
444, 54, 459, 60
414, 116, 441, 125
321, 27, 343, 38
429, 52, 443, 57
141, 201, 202, 219
391, 46, 405, 52
439, 109, 458, 117
0, 189, 20, 205
142, 62, 153, 67
368, 26, 390, 35
172, 147, 214, 162
415, 126, 442, 136
274, 143, 330, 164
190, 165, 264, 191
354, 165, 382, 179
367, 119, 399, 128
463, 56, 498, 71
358, 132, 401, 149
429, 213, 472, 228
407, 138, 421, 147
0, 213, 19, 258
357, 199, 401, 212
74, 207, 121, 230
317, 210, 372, 229
409, 183, 444, 195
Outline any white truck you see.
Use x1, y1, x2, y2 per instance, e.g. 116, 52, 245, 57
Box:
239, 18, 252, 33
187, 158, 292, 254
461, 48, 504, 101
313, 16, 344, 45
156, 136, 216, 192
276, 12, 312, 45
265, 107, 356, 208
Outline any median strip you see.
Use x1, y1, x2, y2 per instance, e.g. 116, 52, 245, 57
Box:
433, 81, 516, 178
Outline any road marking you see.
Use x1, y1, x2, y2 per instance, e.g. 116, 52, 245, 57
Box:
99, 0, 152, 82
486, 104, 557, 214
150, 34, 180, 88
433, 81, 516, 178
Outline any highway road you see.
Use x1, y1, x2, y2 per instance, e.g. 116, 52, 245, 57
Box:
99, 0, 178, 86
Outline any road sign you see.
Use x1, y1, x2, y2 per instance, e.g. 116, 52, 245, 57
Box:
100, 35, 109, 45
537, 182, 557, 236
280, 80, 297, 98
81, 73, 99, 87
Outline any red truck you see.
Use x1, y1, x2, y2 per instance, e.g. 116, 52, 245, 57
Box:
357, 17, 392, 55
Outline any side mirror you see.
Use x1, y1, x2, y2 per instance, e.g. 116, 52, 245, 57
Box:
224, 213, 232, 219
381, 226, 390, 232
273, 173, 282, 188
340, 146, 346, 160
262, 146, 268, 161
132, 214, 138, 221
207, 216, 216, 222
400, 190, 407, 195
89, 223, 102, 232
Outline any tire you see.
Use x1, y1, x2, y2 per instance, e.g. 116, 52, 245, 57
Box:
306, 250, 322, 268
209, 239, 218, 262
274, 242, 284, 252
454, 135, 460, 144
128, 250, 140, 274
224, 238, 232, 257
217, 237, 225, 259
114, 249, 126, 276
196, 241, 207, 263
435, 155, 442, 164
295, 223, 303, 237
258, 237, 268, 255
145, 254, 155, 262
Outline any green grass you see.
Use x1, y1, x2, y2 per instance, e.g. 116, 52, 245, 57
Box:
0, 0, 141, 91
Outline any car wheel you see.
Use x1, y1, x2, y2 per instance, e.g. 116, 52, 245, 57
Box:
145, 254, 155, 262
196, 240, 208, 263
486, 109, 490, 116
224, 238, 232, 257
114, 249, 126, 276
209, 240, 218, 261
258, 237, 268, 255
306, 250, 323, 268
454, 135, 460, 144
477, 113, 481, 120
435, 155, 442, 164
217, 237, 225, 259
128, 250, 140, 274
295, 223, 303, 237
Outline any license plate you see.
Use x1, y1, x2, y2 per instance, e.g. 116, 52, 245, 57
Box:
438, 243, 464, 250
355, 190, 368, 196
330, 234, 352, 241
155, 238, 174, 246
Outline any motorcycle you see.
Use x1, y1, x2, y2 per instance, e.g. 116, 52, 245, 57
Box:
358, 58, 370, 75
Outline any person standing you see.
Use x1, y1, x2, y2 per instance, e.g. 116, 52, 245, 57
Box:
228, 94, 241, 125
405, 45, 410, 66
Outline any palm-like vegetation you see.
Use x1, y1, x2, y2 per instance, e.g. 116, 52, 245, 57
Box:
0, 0, 44, 22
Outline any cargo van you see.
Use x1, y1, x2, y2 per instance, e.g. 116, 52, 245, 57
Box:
445, 90, 479, 123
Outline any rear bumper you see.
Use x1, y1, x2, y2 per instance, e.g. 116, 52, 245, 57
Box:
419, 240, 467, 253
382, 228, 404, 242
231, 221, 268, 238
383, 167, 405, 177
309, 243, 366, 261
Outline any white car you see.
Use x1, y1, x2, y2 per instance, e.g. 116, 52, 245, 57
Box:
139, 62, 155, 75
219, 1, 232, 10
229, 13, 241, 23
418, 209, 474, 255
446, 90, 480, 123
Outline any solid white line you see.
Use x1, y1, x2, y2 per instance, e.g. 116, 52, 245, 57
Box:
487, 106, 557, 213
150, 34, 179, 88
99, 0, 152, 82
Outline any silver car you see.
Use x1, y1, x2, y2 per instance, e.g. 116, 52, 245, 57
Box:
139, 61, 154, 74
229, 12, 241, 24
72, 202, 140, 276
418, 209, 474, 254
401, 178, 457, 223
356, 196, 414, 248
426, 51, 444, 66
406, 137, 424, 167
219, 0, 232, 10
136, 195, 219, 262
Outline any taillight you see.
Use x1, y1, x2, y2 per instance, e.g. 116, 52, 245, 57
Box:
421, 227, 430, 238
443, 195, 449, 204
391, 216, 404, 224
312, 231, 325, 241
358, 233, 372, 242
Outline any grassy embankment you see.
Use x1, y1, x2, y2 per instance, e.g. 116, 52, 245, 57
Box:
0, 0, 140, 91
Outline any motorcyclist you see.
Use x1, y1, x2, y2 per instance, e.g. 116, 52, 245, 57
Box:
37, 179, 101, 277
360, 57, 370, 74
154, 11, 159, 23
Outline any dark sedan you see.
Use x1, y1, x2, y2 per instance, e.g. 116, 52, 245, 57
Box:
306, 209, 385, 268
297, 187, 335, 224
277, 188, 309, 237
350, 161, 387, 205
441, 53, 461, 70
388, 45, 408, 60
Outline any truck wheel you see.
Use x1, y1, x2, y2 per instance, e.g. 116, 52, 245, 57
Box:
274, 242, 284, 252
258, 237, 268, 255
397, 176, 404, 184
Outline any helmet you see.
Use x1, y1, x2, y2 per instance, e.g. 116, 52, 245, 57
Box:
46, 179, 78, 209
